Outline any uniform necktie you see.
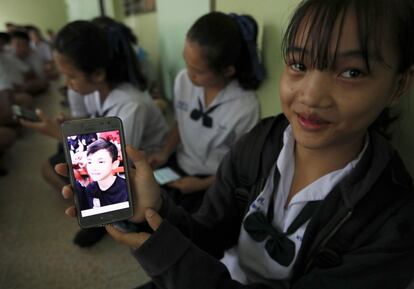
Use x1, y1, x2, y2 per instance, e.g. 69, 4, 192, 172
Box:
190, 99, 220, 128
244, 200, 321, 266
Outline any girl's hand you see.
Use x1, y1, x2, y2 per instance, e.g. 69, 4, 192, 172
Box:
168, 176, 208, 194
55, 145, 163, 223
146, 151, 169, 169
105, 208, 163, 249
20, 109, 61, 139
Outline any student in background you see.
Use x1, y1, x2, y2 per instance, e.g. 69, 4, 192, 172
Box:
23, 20, 168, 247
0, 90, 16, 176
59, 0, 414, 288
10, 30, 49, 95
26, 25, 57, 80
147, 12, 264, 213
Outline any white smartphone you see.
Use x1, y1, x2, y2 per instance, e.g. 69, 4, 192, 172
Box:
61, 117, 133, 228
153, 167, 181, 185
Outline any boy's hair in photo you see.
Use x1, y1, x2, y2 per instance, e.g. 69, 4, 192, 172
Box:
187, 12, 263, 90
86, 138, 118, 162
281, 0, 414, 138
54, 20, 147, 91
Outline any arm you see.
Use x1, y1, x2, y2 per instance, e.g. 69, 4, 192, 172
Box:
147, 122, 180, 168
292, 200, 414, 289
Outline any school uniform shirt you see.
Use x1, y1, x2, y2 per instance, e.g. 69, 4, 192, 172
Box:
221, 125, 368, 287
68, 83, 168, 152
0, 51, 30, 90
174, 69, 260, 175
15, 49, 46, 80
85, 176, 128, 208
30, 40, 53, 62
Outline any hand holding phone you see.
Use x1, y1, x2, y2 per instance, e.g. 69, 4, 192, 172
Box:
12, 105, 40, 122
57, 143, 164, 225
62, 117, 134, 228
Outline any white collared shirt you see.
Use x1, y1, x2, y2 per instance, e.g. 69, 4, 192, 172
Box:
67, 83, 168, 152
221, 126, 368, 287
174, 69, 260, 175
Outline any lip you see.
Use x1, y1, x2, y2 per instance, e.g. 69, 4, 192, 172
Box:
297, 113, 330, 130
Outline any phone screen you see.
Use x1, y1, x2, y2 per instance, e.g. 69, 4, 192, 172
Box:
66, 129, 130, 218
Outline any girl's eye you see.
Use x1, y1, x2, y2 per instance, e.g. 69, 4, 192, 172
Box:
340, 69, 363, 78
289, 63, 306, 72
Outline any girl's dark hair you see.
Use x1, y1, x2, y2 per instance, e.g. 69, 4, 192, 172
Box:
187, 12, 264, 90
282, 0, 414, 138
54, 20, 147, 91
10, 30, 30, 42
87, 138, 118, 162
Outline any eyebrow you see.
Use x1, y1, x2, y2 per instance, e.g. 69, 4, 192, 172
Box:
286, 46, 370, 60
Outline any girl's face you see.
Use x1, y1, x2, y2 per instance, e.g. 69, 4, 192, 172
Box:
86, 149, 118, 182
183, 39, 227, 88
54, 52, 98, 95
280, 9, 404, 154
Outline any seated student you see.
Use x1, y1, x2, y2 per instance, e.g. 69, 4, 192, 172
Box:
57, 0, 414, 288
0, 32, 34, 109
82, 138, 127, 209
26, 25, 57, 80
0, 90, 17, 176
23, 20, 168, 247
10, 30, 49, 95
147, 12, 264, 213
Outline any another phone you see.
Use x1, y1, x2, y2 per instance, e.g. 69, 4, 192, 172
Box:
12, 105, 40, 122
153, 167, 181, 185
61, 117, 133, 228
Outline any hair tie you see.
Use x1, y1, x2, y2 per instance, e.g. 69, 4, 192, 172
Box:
229, 13, 265, 82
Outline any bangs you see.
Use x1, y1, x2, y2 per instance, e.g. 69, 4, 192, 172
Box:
282, 0, 387, 72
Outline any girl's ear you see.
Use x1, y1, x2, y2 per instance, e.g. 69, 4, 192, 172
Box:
92, 68, 106, 83
390, 65, 414, 107
223, 65, 236, 78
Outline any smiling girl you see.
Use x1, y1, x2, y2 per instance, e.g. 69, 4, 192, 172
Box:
60, 0, 414, 288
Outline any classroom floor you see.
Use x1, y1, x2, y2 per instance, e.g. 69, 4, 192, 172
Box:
0, 81, 150, 289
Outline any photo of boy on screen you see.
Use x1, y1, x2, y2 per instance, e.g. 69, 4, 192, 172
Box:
84, 138, 127, 208
67, 130, 129, 216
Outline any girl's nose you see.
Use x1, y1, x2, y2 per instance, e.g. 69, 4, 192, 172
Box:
297, 71, 333, 108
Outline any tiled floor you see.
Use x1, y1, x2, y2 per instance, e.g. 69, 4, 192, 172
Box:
0, 82, 149, 289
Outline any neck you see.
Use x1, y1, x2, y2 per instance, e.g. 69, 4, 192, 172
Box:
285, 136, 365, 207
98, 83, 111, 103
296, 136, 365, 182
97, 175, 117, 191
204, 80, 229, 107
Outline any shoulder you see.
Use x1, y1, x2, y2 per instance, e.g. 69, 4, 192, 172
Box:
174, 69, 189, 84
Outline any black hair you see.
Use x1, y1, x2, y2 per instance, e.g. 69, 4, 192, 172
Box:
10, 30, 30, 42
87, 138, 118, 162
0, 32, 10, 44
187, 12, 263, 90
92, 16, 138, 45
54, 20, 147, 91
282, 0, 414, 138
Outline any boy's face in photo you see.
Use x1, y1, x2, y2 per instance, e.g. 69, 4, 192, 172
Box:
86, 149, 119, 182
279, 8, 404, 154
